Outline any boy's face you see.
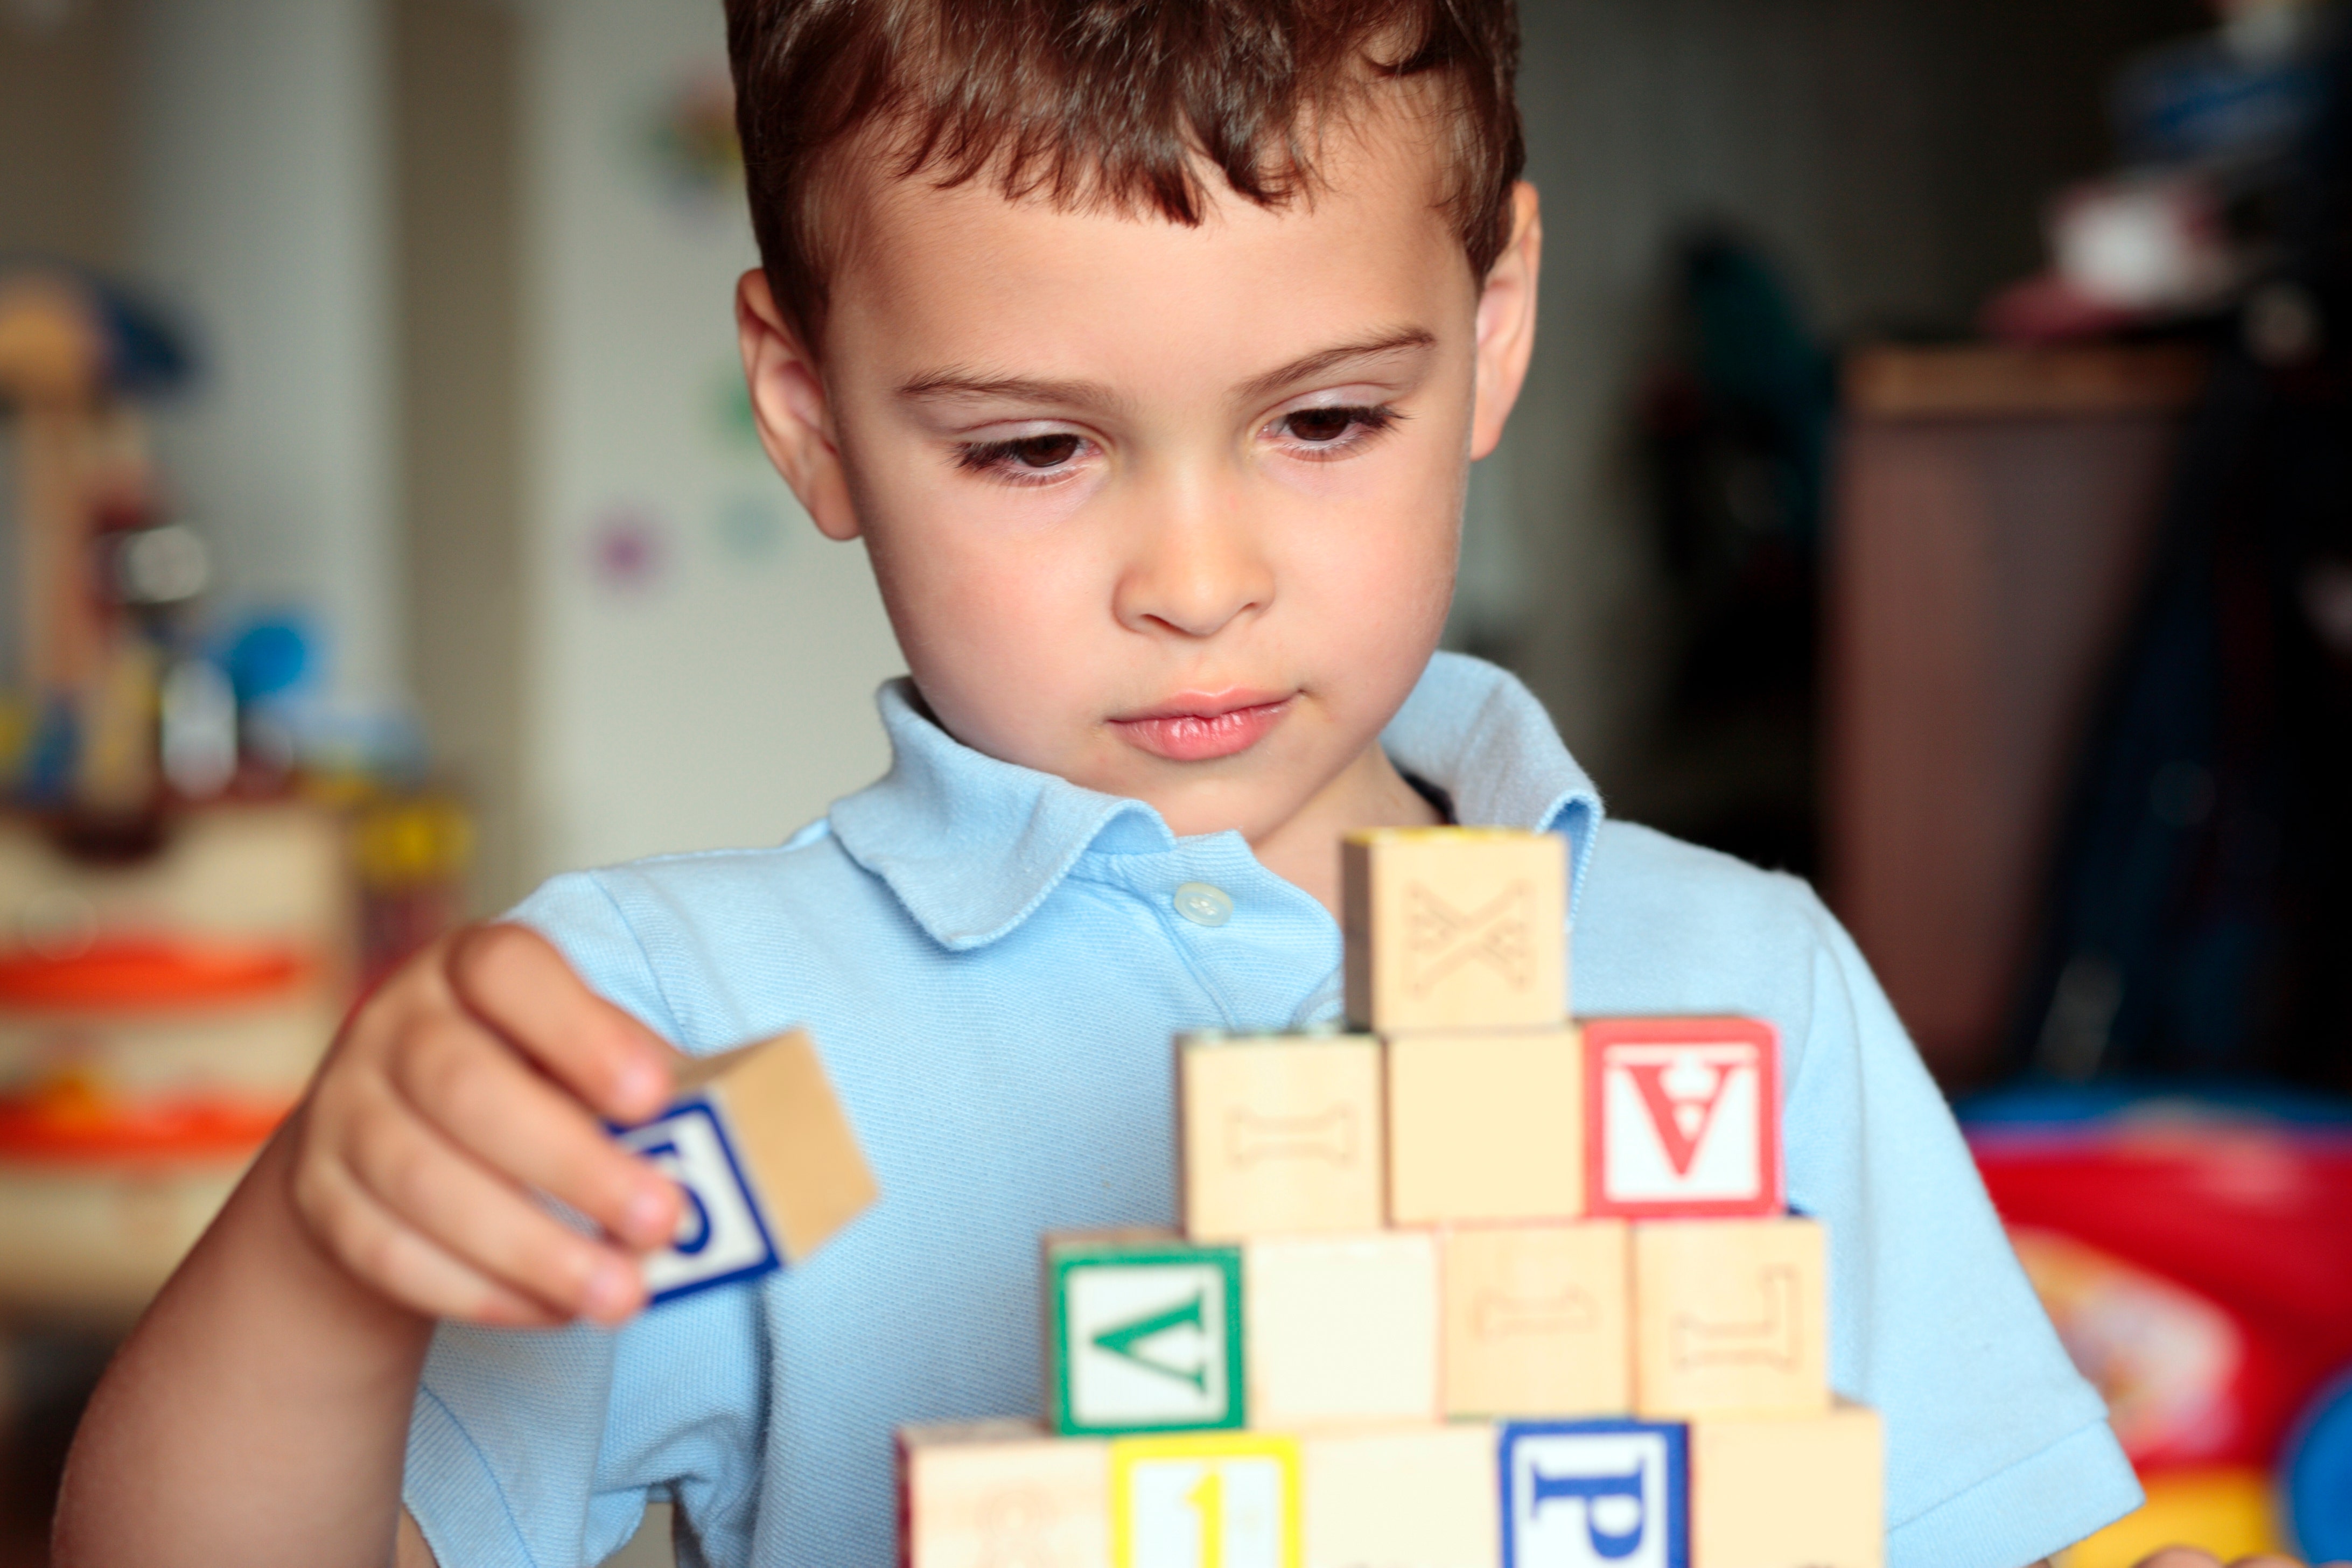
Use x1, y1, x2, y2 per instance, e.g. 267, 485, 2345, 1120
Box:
741, 100, 1540, 850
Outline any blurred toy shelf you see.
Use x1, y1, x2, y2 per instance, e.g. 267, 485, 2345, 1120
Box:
0, 265, 475, 1322
0, 792, 470, 1321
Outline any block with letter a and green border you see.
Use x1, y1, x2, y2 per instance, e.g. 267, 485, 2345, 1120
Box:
1047, 1231, 1247, 1437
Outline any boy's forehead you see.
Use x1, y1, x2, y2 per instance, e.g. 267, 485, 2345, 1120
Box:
825, 100, 1473, 376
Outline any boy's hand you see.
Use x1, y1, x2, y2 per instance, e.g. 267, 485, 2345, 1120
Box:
286, 923, 683, 1327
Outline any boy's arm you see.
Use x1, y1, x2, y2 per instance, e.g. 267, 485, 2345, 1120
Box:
53, 927, 680, 1568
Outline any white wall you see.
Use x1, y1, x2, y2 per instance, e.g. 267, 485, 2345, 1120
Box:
135, 0, 404, 717
517, 0, 903, 878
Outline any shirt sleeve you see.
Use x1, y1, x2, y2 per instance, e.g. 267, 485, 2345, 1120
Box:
1782, 885, 2143, 1568
402, 871, 771, 1568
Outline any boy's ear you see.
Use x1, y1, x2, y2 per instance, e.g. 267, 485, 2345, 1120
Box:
735, 270, 861, 542
1469, 182, 1542, 462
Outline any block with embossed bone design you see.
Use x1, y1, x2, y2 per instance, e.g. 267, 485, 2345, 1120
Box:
1179, 1032, 1383, 1242
1441, 1220, 1631, 1418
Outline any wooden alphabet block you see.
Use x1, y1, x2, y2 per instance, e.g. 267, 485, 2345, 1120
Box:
1302, 1424, 1499, 1568
1689, 1403, 1882, 1568
1244, 1231, 1439, 1429
616, 1028, 878, 1304
1111, 1432, 1303, 1568
1387, 1027, 1583, 1225
1049, 1231, 1248, 1437
1633, 1218, 1828, 1419
1501, 1419, 1689, 1568
900, 1419, 1110, 1568
1442, 1221, 1630, 1418
1584, 1018, 1781, 1220
1342, 828, 1569, 1033
1179, 1033, 1383, 1241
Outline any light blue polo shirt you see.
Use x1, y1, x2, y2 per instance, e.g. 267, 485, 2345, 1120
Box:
403, 652, 2139, 1568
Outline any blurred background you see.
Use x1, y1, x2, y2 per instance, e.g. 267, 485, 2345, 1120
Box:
1, 0, 2348, 1563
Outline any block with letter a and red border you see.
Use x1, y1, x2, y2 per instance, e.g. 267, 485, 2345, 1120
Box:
1583, 1017, 1782, 1221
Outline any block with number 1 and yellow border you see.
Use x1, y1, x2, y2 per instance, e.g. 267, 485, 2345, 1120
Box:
1112, 1433, 1302, 1568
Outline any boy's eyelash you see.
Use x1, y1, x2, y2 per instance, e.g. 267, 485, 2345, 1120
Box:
951, 403, 1403, 484
1274, 403, 1401, 457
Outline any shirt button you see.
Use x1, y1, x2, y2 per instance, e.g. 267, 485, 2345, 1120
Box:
1173, 881, 1234, 928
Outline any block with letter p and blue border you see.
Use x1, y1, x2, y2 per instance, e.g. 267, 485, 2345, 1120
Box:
1501, 1418, 1688, 1568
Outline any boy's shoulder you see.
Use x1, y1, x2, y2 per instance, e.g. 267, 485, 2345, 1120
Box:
1572, 817, 1848, 1026
509, 820, 926, 1048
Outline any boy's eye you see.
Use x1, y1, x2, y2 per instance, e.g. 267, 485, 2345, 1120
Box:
1273, 404, 1397, 451
1003, 433, 1082, 468
957, 431, 1088, 478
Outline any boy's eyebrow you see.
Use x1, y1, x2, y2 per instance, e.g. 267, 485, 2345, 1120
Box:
894, 328, 1440, 415
1235, 327, 1439, 402
894, 369, 1128, 414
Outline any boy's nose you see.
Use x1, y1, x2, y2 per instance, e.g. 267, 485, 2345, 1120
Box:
1112, 476, 1274, 641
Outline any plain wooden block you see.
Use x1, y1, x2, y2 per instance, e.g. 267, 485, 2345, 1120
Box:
1111, 1432, 1303, 1568
1343, 828, 1569, 1033
1442, 1221, 1630, 1418
1303, 1424, 1499, 1568
1584, 1018, 1781, 1220
616, 1028, 879, 1303
1689, 1403, 1882, 1568
1244, 1231, 1439, 1429
1180, 1033, 1383, 1241
1500, 1418, 1689, 1568
1633, 1219, 1828, 1419
1048, 1230, 1247, 1437
900, 1419, 1110, 1568
1387, 1027, 1583, 1225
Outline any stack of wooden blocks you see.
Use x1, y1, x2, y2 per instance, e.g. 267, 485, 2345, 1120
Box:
901, 827, 1883, 1568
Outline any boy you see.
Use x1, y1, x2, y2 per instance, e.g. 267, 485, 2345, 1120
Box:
56, 1, 2144, 1565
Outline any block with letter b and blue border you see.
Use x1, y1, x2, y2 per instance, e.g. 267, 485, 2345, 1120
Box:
616, 1100, 779, 1304
611, 1028, 879, 1307
1048, 1231, 1247, 1437
1501, 1418, 1689, 1568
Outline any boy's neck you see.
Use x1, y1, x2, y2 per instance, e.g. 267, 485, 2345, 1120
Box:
1250, 743, 1444, 918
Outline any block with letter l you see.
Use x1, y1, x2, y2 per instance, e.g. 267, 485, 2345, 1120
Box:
1048, 1231, 1247, 1437
614, 1027, 878, 1305
1633, 1217, 1828, 1419
1501, 1418, 1689, 1568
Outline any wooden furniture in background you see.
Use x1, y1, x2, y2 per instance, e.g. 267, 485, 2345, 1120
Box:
1826, 343, 2204, 1087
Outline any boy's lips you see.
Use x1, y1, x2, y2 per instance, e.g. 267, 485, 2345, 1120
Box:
1108, 691, 1295, 762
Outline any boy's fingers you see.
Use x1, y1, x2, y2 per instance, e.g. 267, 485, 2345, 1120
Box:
341, 1091, 648, 1324
296, 1151, 566, 1328
443, 923, 675, 1123
393, 1017, 681, 1251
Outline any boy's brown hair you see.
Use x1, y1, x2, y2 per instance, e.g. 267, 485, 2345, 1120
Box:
724, 0, 1524, 351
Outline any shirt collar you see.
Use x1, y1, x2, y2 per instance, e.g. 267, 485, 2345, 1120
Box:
827, 651, 1607, 951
